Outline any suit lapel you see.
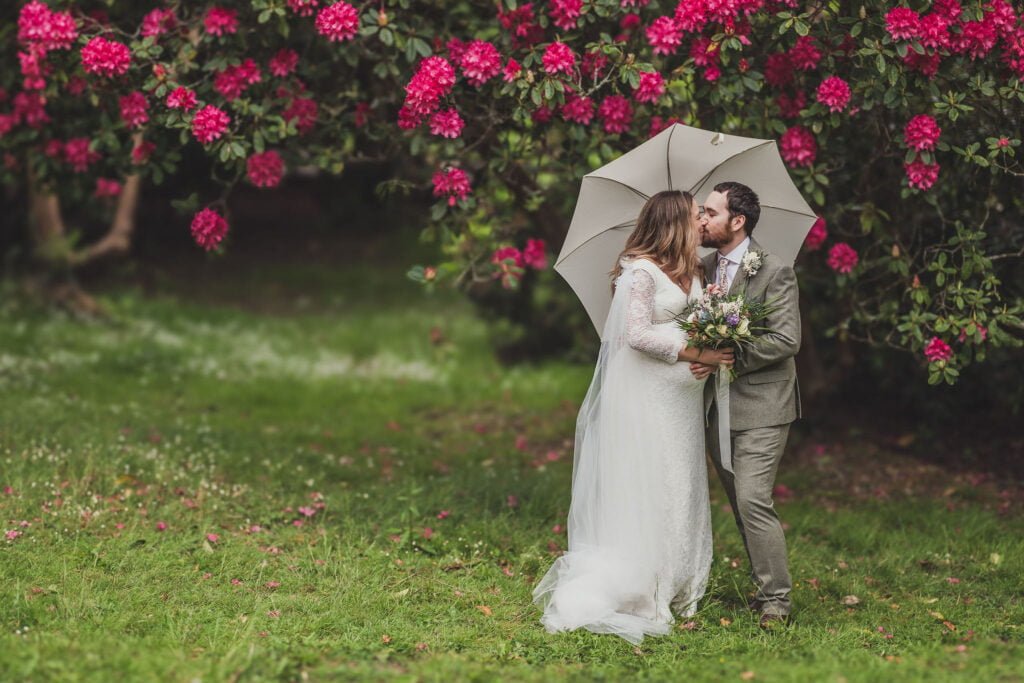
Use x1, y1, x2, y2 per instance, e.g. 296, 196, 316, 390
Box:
730, 237, 765, 297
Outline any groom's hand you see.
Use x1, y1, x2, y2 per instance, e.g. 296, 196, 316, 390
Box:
689, 362, 716, 380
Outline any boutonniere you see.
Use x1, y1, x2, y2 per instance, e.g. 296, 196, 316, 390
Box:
741, 249, 765, 277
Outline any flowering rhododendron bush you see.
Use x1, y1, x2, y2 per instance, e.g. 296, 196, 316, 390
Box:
1, 0, 1022, 385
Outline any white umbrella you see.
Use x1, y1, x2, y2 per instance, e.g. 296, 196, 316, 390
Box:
555, 123, 816, 336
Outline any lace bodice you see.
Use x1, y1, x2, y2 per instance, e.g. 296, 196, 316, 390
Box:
624, 258, 701, 364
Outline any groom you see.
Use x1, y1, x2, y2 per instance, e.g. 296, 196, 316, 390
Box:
689, 181, 802, 628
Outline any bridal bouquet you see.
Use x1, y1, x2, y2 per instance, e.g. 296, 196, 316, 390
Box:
675, 283, 779, 378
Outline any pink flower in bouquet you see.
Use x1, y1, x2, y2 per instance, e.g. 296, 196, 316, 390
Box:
816, 76, 851, 113
288, 0, 320, 16
561, 93, 595, 125
141, 8, 177, 38
191, 105, 231, 144
523, 239, 548, 269
191, 208, 229, 251
247, 151, 285, 188
646, 16, 683, 55
166, 87, 197, 111
788, 36, 822, 70
81, 37, 131, 77
270, 48, 299, 77
429, 108, 464, 138
633, 71, 665, 103
924, 336, 953, 362
550, 0, 583, 30
674, 0, 708, 32
904, 114, 941, 151
459, 40, 502, 87
542, 42, 576, 75
598, 95, 633, 134
904, 159, 940, 190
780, 126, 816, 168
503, 58, 522, 82
316, 2, 359, 42
827, 243, 858, 274
432, 167, 471, 206
885, 7, 920, 40
204, 8, 238, 36
119, 92, 148, 129
94, 178, 122, 198
805, 216, 827, 251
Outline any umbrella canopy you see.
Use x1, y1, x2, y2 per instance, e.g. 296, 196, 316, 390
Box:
555, 123, 816, 336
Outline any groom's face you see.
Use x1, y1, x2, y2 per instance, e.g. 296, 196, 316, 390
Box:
700, 190, 746, 250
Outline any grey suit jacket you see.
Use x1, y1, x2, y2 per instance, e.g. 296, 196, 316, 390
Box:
702, 237, 803, 431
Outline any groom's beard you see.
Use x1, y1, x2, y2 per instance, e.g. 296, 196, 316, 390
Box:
701, 229, 729, 250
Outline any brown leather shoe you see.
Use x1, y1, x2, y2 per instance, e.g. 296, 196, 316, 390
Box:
758, 612, 791, 629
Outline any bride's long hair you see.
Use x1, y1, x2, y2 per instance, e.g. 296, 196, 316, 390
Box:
610, 190, 703, 294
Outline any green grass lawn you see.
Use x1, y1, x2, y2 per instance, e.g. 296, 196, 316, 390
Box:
0, 264, 1021, 682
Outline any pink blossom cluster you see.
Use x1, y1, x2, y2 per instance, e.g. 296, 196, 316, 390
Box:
561, 93, 595, 125
191, 208, 229, 250
141, 8, 178, 38
166, 87, 197, 111
633, 71, 666, 103
191, 105, 231, 145
81, 37, 131, 78
288, 0, 320, 16
816, 75, 851, 113
459, 40, 503, 87
247, 151, 285, 188
598, 95, 633, 134
804, 216, 827, 251
542, 42, 577, 76
119, 91, 149, 129
18, 1, 78, 52
283, 96, 318, 134
904, 159, 940, 191
429, 108, 464, 138
904, 114, 941, 151
549, 0, 583, 30
432, 167, 472, 206
646, 16, 683, 55
780, 126, 816, 168
64, 137, 100, 172
827, 242, 858, 274
94, 178, 122, 198
270, 49, 300, 77
497, 3, 543, 47
503, 59, 522, 82
399, 56, 456, 129
204, 8, 239, 37
316, 2, 360, 42
924, 336, 953, 363
214, 59, 262, 101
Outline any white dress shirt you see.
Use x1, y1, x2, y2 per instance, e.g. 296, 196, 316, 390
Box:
716, 236, 750, 289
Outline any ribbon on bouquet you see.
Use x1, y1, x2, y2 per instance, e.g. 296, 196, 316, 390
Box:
716, 364, 733, 474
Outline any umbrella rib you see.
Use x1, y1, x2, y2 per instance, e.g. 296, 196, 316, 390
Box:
583, 175, 651, 201
554, 221, 636, 267
666, 124, 676, 189
687, 140, 777, 195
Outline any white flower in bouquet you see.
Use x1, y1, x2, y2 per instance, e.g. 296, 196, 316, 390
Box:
737, 318, 750, 335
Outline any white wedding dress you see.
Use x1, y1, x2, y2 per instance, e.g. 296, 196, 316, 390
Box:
533, 257, 713, 644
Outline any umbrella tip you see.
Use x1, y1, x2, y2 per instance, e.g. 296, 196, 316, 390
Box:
711, 132, 725, 146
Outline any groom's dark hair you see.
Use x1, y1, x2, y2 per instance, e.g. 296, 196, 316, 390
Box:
714, 181, 760, 236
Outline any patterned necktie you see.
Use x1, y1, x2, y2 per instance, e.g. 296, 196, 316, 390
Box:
717, 256, 730, 291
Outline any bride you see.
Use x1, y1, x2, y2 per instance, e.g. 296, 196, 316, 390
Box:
533, 190, 733, 644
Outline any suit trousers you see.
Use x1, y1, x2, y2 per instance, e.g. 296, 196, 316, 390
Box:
707, 402, 793, 616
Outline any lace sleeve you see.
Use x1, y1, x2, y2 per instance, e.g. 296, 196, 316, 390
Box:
626, 267, 684, 364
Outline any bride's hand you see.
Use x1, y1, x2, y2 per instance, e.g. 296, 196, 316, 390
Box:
702, 348, 734, 367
